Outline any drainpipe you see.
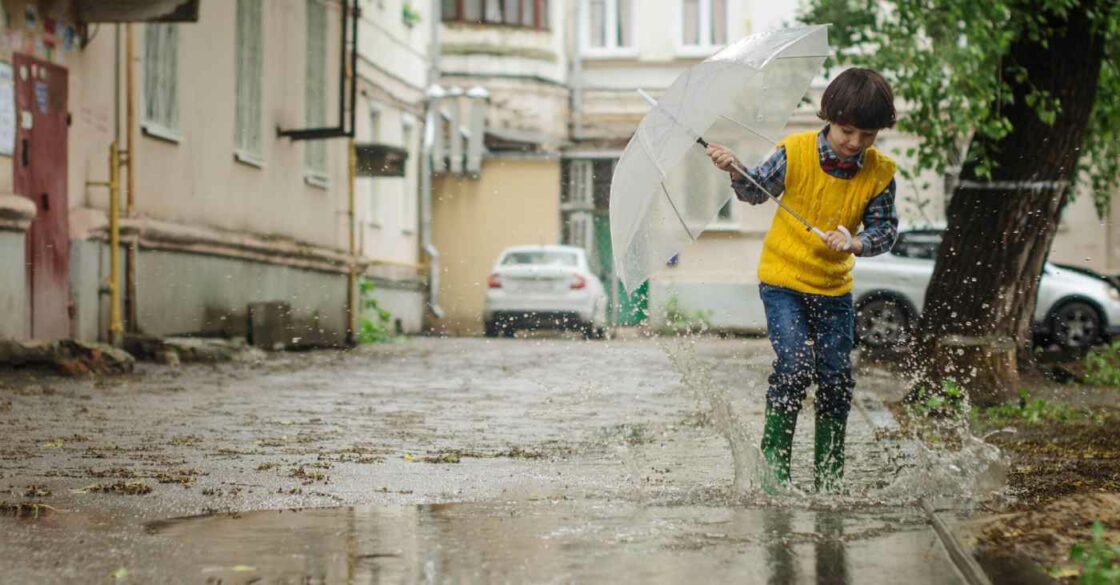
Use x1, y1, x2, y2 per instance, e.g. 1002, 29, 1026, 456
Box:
347, 139, 358, 345
421, 0, 445, 319
421, 84, 446, 319
124, 24, 138, 334
570, 0, 584, 141
107, 143, 123, 346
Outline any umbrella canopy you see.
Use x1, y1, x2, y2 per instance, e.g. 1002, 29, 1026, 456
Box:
609, 26, 831, 294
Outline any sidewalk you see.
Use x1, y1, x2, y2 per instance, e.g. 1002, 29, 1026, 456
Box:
0, 336, 979, 583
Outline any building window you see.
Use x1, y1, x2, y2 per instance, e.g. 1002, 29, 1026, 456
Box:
400, 115, 417, 233
443, 0, 549, 30
585, 0, 632, 52
566, 160, 593, 209
681, 0, 727, 50
235, 0, 264, 165
143, 24, 179, 140
304, 0, 328, 184
367, 105, 382, 227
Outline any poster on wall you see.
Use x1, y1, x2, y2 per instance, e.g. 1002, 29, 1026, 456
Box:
0, 62, 14, 157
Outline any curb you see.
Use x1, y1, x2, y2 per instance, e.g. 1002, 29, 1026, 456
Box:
852, 391, 994, 585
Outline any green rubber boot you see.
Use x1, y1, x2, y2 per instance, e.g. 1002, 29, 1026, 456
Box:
760, 406, 798, 493
814, 413, 848, 493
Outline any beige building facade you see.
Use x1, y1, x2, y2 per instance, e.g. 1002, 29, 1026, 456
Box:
425, 0, 569, 335
0, 0, 430, 345
355, 0, 432, 334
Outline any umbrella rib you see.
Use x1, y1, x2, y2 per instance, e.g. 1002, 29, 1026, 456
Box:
717, 114, 779, 146
660, 182, 697, 241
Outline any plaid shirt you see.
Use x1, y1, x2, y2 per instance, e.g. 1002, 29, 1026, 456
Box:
731, 126, 898, 257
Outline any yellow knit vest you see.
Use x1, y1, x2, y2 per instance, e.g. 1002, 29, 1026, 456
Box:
757, 130, 896, 296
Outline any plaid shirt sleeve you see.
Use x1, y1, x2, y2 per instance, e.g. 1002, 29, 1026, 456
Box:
856, 179, 899, 257
730, 146, 786, 205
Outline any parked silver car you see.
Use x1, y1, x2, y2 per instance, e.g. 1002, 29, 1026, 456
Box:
852, 229, 1120, 350
483, 245, 608, 339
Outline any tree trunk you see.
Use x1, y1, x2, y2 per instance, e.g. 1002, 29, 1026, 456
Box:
911, 2, 1106, 403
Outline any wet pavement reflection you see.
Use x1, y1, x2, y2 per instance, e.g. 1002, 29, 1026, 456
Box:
146, 500, 962, 584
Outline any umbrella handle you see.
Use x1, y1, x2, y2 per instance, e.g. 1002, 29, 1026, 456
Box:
811, 225, 854, 249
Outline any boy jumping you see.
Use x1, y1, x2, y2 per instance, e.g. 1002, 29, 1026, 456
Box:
706, 68, 899, 493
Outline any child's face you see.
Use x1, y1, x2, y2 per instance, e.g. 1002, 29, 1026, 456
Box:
827, 124, 879, 159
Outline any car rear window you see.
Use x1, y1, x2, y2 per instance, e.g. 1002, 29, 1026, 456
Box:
501, 251, 579, 267
892, 232, 943, 259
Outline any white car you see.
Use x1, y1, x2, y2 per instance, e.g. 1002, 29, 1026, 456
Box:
483, 245, 609, 339
852, 229, 1120, 350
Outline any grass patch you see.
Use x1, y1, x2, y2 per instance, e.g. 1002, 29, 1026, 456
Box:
982, 390, 1099, 426
1084, 342, 1120, 386
0, 501, 57, 518
1065, 521, 1119, 583
81, 481, 152, 495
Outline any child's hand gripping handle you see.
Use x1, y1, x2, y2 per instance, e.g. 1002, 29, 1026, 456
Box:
811, 225, 854, 249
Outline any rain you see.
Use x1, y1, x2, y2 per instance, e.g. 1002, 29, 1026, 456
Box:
1, 0, 1118, 583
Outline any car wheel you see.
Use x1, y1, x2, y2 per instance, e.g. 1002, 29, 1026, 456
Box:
581, 323, 606, 340
856, 298, 911, 348
1049, 300, 1102, 350
484, 320, 501, 338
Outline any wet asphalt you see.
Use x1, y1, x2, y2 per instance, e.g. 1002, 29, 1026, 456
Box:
0, 336, 972, 584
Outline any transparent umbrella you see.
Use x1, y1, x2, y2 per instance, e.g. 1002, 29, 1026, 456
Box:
609, 25, 831, 294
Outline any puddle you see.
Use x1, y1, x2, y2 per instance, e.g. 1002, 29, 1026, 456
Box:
147, 500, 965, 584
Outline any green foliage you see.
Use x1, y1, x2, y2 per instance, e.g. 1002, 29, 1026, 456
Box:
357, 278, 394, 344
982, 389, 1090, 424
801, 0, 1120, 214
1084, 341, 1120, 386
906, 379, 968, 418
401, 2, 422, 27
658, 293, 712, 335
1067, 521, 1120, 584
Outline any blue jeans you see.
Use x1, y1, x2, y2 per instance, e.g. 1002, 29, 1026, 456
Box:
759, 284, 855, 419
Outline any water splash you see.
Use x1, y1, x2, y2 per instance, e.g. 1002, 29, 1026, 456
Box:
869, 393, 1009, 506
660, 337, 769, 495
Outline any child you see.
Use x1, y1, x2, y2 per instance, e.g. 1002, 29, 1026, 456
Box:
706, 68, 899, 493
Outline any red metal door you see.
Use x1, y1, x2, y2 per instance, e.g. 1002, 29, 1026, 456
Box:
13, 54, 69, 340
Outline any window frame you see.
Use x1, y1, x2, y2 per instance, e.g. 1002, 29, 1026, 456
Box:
442, 0, 550, 30
234, 0, 264, 168
582, 0, 638, 59
676, 0, 730, 58
142, 23, 181, 143
366, 103, 384, 228
399, 113, 418, 234
303, 0, 329, 188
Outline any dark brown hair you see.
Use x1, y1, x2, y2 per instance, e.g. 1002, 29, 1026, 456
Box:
817, 68, 896, 130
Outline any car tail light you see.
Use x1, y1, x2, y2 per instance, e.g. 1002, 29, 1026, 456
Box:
487, 273, 501, 289
570, 274, 587, 290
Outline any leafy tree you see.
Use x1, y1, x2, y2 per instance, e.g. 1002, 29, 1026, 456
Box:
803, 0, 1120, 403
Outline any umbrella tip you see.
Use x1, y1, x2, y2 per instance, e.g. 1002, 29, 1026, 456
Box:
636, 88, 657, 108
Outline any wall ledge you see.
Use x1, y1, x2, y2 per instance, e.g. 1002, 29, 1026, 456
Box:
73, 208, 363, 275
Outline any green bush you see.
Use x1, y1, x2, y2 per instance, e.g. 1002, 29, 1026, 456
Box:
357, 278, 394, 344
1084, 342, 1120, 386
